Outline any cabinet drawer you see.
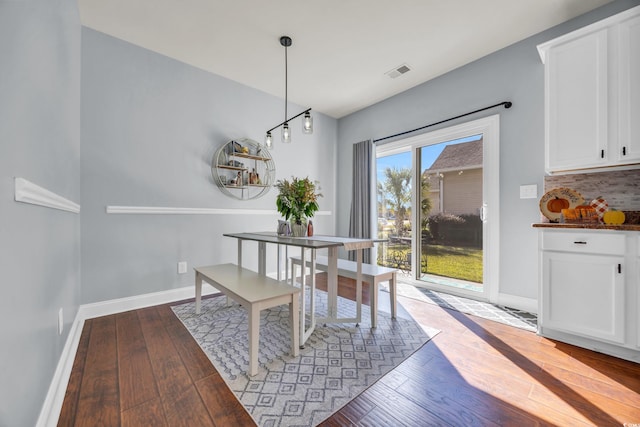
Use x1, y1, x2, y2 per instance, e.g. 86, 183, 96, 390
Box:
542, 231, 625, 255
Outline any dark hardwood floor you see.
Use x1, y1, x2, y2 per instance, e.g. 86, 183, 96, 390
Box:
59, 274, 640, 426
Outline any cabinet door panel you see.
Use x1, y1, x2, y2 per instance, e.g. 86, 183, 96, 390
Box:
618, 14, 640, 163
542, 252, 625, 344
546, 29, 609, 171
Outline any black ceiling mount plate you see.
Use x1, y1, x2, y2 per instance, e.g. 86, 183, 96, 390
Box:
280, 36, 292, 47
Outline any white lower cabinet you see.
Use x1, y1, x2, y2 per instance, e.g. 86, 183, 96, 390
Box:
538, 228, 639, 362
542, 251, 625, 343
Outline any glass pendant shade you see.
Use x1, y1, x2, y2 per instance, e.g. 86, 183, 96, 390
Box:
265, 132, 273, 149
281, 123, 291, 143
302, 111, 313, 134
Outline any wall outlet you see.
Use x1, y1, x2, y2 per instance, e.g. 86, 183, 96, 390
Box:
178, 261, 188, 274
58, 308, 63, 335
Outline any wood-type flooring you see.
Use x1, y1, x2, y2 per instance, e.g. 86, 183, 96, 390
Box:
58, 274, 640, 426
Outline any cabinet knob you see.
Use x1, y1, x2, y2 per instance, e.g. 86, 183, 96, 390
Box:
622, 146, 627, 156
573, 241, 587, 245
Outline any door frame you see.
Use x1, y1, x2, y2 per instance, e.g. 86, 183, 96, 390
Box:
375, 114, 500, 303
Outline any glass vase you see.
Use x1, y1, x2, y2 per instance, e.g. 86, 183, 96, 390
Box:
290, 221, 307, 237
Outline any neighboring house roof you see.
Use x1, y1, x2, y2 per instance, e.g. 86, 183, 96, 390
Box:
424, 139, 483, 172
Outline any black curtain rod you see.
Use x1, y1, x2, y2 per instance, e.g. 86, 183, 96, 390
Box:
373, 101, 512, 143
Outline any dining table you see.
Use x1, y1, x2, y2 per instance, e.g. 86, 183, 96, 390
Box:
223, 232, 374, 346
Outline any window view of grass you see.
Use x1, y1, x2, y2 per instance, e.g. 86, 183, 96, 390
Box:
378, 244, 482, 283
421, 244, 482, 283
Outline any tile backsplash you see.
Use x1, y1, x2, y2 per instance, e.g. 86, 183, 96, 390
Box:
544, 169, 640, 210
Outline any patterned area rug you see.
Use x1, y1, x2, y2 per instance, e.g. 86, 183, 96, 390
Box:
172, 290, 438, 427
381, 280, 538, 332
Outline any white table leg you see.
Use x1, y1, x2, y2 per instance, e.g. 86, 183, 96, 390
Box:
290, 295, 300, 357
248, 304, 260, 376
299, 247, 306, 346
371, 278, 378, 328
230, 242, 244, 307
277, 244, 282, 281
285, 246, 290, 284
258, 242, 266, 276
390, 273, 397, 319
327, 246, 338, 319
310, 248, 316, 327
356, 249, 363, 325
195, 272, 202, 314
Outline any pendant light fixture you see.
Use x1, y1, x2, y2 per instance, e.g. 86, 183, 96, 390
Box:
264, 35, 313, 149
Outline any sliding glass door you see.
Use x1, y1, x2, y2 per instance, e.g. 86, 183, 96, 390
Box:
418, 135, 484, 294
375, 115, 500, 302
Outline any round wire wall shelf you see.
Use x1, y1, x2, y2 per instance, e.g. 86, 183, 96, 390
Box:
211, 138, 275, 200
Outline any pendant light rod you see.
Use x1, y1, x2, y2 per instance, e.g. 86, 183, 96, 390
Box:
283, 36, 290, 125
264, 35, 313, 147
266, 108, 312, 134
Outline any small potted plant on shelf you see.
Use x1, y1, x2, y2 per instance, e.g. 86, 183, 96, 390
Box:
275, 176, 322, 237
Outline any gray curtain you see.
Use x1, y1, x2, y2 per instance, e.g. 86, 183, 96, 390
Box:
348, 140, 373, 263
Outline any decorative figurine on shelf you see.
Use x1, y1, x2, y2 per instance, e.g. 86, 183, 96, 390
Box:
249, 169, 257, 185
242, 146, 249, 154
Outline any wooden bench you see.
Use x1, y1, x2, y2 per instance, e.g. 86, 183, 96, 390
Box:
290, 255, 397, 328
194, 263, 300, 376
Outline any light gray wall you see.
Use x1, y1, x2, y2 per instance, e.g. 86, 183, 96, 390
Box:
336, 0, 640, 301
81, 29, 338, 304
0, 0, 81, 426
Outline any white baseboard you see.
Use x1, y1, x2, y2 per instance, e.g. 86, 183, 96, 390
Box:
496, 293, 538, 314
79, 284, 217, 320
37, 285, 219, 427
36, 310, 85, 427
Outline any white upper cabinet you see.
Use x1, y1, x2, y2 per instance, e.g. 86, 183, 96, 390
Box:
544, 28, 609, 171
618, 13, 640, 165
538, 6, 640, 174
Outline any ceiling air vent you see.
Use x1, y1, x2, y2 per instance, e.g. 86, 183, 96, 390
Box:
385, 63, 411, 79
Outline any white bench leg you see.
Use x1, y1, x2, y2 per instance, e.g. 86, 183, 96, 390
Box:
248, 304, 260, 376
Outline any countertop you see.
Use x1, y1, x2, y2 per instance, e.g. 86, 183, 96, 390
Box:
532, 223, 640, 231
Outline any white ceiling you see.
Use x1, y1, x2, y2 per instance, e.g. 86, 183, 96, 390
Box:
78, 0, 613, 119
